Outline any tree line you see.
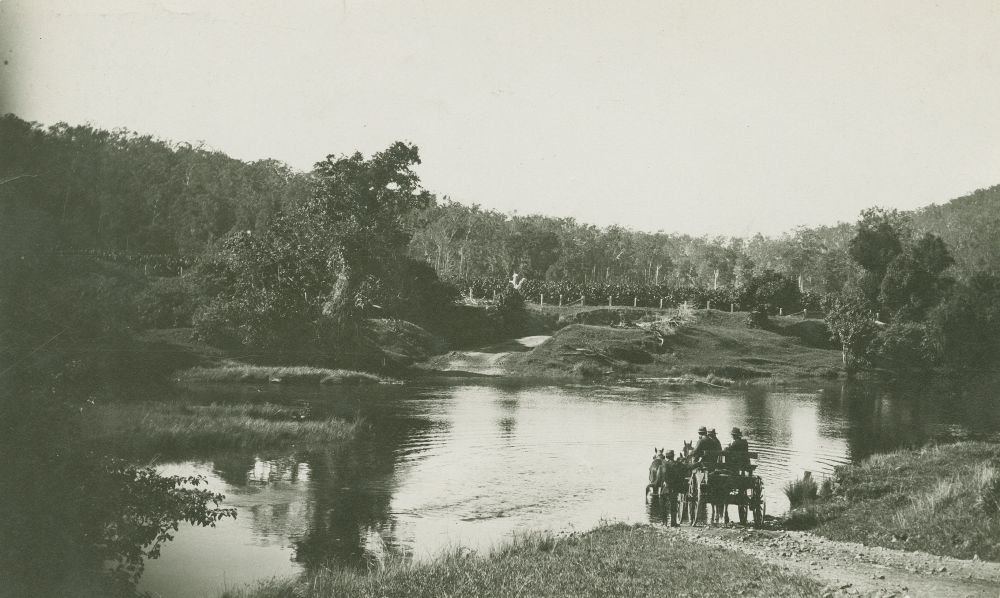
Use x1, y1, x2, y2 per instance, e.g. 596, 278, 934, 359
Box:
3, 113, 1000, 373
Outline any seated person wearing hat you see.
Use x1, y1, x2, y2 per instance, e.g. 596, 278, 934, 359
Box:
725, 427, 750, 471
691, 426, 721, 464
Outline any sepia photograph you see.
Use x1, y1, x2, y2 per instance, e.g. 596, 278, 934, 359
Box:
2, 2, 1000, 596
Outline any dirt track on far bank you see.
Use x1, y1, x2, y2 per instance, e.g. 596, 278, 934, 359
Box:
659, 525, 1000, 598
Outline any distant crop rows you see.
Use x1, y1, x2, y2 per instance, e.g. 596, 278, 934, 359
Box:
57, 249, 196, 276
453, 277, 824, 312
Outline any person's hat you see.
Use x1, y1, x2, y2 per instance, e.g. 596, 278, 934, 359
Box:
731, 427, 742, 436
709, 428, 717, 435
697, 426, 707, 434
665, 449, 675, 457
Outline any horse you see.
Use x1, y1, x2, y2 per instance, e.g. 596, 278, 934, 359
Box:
645, 448, 666, 499
681, 440, 693, 460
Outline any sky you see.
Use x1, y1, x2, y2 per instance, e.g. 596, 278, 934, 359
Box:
2, 1, 999, 237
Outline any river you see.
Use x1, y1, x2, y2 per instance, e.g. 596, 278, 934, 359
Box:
130, 374, 1000, 598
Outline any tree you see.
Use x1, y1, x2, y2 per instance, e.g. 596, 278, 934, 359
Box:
194, 142, 449, 363
824, 295, 880, 374
926, 273, 1000, 369
739, 270, 802, 312
848, 207, 909, 305
878, 233, 954, 321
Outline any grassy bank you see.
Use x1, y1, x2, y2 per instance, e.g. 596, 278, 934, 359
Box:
785, 442, 1000, 561
177, 363, 397, 385
81, 401, 363, 455
221, 523, 821, 598
504, 308, 842, 382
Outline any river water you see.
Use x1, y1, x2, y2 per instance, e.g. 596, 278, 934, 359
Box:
131, 373, 1000, 598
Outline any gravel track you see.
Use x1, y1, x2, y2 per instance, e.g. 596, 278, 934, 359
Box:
659, 525, 1000, 598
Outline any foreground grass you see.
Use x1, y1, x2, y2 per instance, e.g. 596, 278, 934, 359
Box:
222, 523, 821, 598
786, 442, 1000, 561
82, 401, 362, 455
177, 363, 397, 385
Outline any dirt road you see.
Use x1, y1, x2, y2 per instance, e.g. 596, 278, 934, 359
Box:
660, 525, 1000, 598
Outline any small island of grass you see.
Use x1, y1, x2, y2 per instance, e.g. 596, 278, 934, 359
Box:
82, 401, 364, 456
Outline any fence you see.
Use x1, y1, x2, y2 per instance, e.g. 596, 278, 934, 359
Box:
463, 287, 816, 318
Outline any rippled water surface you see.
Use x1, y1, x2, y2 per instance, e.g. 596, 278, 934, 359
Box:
138, 377, 1000, 598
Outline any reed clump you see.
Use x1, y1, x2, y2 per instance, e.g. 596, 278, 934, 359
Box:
783, 472, 820, 509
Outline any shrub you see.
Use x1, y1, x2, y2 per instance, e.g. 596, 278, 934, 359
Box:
493, 287, 528, 337
784, 473, 819, 509
872, 320, 934, 370
135, 277, 199, 328
746, 304, 769, 329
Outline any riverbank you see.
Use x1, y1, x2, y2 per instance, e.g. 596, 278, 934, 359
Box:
220, 523, 822, 598
784, 441, 1000, 562
501, 307, 842, 382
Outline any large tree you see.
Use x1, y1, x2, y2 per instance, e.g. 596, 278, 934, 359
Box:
194, 142, 440, 361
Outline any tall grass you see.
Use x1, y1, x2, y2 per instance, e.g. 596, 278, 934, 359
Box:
894, 463, 1000, 528
802, 442, 1000, 561
177, 363, 397, 385
219, 523, 820, 598
82, 402, 363, 455
783, 472, 819, 509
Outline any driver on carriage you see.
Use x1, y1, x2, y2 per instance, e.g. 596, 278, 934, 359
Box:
725, 427, 751, 473
691, 425, 722, 464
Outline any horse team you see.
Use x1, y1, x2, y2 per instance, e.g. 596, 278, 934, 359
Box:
646, 428, 765, 527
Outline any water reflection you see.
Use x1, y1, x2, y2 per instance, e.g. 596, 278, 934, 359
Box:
122, 378, 1000, 598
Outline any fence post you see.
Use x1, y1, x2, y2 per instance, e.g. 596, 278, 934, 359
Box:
707, 301, 711, 310
659, 297, 663, 309
180, 266, 184, 276
581, 295, 585, 306
608, 295, 612, 307
559, 294, 563, 307
540, 294, 544, 307
469, 287, 474, 300
493, 289, 497, 300
779, 307, 783, 316
730, 303, 734, 313
803, 308, 807, 319
634, 296, 637, 307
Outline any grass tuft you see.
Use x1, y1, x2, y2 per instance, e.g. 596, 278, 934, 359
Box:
783, 473, 819, 509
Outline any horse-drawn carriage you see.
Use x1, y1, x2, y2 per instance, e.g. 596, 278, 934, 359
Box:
646, 446, 766, 527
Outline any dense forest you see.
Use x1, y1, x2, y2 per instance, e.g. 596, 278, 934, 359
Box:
3, 113, 1000, 376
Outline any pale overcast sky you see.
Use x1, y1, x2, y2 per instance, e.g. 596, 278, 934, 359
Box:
2, 1, 999, 237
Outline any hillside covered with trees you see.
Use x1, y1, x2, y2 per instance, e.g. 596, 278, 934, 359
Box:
3, 113, 1000, 379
